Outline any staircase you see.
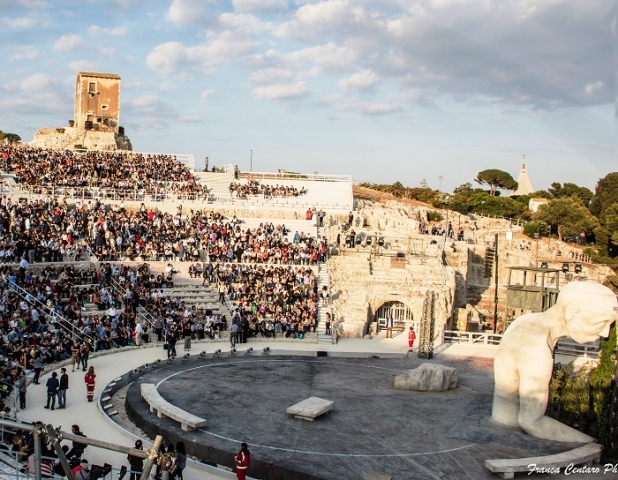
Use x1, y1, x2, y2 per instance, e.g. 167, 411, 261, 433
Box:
192, 171, 235, 200
317, 260, 333, 344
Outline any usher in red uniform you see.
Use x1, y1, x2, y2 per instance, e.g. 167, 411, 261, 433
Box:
235, 449, 251, 480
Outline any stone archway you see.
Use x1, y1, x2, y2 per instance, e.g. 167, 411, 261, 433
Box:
374, 301, 414, 334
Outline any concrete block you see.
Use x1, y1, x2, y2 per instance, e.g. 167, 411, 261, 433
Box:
287, 397, 334, 421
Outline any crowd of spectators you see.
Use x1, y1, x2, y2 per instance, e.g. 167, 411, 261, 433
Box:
217, 262, 318, 338
1, 146, 211, 201
229, 179, 307, 199
0, 194, 326, 269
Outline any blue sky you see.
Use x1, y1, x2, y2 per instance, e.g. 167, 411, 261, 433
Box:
1, 0, 614, 193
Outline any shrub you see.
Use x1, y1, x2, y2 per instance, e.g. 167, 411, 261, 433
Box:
427, 211, 443, 222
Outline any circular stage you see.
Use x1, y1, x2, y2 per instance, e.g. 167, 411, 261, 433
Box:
124, 355, 582, 480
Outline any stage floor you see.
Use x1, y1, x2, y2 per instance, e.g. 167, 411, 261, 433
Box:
125, 355, 583, 480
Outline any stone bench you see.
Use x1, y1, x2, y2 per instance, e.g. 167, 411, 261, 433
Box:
485, 443, 602, 479
140, 383, 207, 431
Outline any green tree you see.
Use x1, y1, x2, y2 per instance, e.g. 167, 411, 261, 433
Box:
453, 182, 474, 196
523, 221, 550, 238
548, 182, 593, 206
0, 130, 21, 144
535, 197, 598, 241
474, 169, 518, 196
588, 324, 616, 450
590, 173, 618, 217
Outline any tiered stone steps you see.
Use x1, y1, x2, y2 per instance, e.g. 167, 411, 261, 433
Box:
161, 284, 231, 317
192, 171, 235, 200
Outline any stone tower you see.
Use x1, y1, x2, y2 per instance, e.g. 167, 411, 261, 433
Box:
74, 72, 121, 133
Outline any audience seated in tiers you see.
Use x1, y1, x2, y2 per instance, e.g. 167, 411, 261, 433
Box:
0, 196, 326, 266
217, 263, 318, 338
1, 145, 210, 201
229, 179, 307, 199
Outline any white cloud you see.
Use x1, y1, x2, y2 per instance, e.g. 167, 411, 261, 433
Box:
147, 33, 257, 76
68, 60, 96, 72
19, 73, 55, 91
201, 89, 216, 99
54, 34, 82, 51
277, 0, 350, 39
584, 81, 604, 96
0, 0, 49, 8
249, 68, 295, 85
285, 43, 357, 75
166, 0, 217, 25
146, 42, 187, 75
232, 0, 287, 14
9, 45, 39, 61
130, 95, 161, 109
1, 16, 37, 30
219, 13, 270, 34
88, 25, 127, 36
338, 99, 402, 116
252, 82, 310, 100
338, 70, 379, 92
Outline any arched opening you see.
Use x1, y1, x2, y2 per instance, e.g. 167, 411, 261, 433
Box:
375, 301, 413, 334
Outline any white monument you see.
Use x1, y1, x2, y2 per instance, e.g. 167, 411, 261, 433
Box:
492, 282, 618, 443
511, 157, 534, 196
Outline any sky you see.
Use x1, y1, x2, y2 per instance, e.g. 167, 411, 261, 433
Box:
0, 0, 615, 194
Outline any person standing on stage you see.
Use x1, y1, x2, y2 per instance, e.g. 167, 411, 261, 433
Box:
84, 366, 96, 402
58, 368, 69, 408
408, 326, 417, 352
235, 443, 251, 480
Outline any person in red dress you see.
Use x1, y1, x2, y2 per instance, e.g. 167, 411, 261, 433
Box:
235, 443, 250, 480
84, 366, 96, 402
408, 327, 416, 352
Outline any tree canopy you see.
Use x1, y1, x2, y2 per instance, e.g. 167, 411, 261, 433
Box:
534, 197, 598, 242
548, 182, 593, 206
474, 169, 518, 196
0, 130, 21, 145
590, 173, 618, 217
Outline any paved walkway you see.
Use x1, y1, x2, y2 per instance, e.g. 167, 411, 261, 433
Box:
17, 331, 432, 479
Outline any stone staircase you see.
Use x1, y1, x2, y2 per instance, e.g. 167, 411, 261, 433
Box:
317, 261, 333, 344
161, 283, 231, 317
192, 171, 235, 199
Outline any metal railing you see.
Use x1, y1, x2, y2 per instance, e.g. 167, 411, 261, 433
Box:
442, 330, 600, 358
0, 419, 160, 480
10, 184, 212, 203
442, 330, 503, 346
242, 171, 352, 182
107, 277, 157, 332
10, 283, 92, 345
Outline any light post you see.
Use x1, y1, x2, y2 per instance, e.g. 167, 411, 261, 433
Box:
438, 176, 443, 192
250, 150, 253, 172
534, 233, 540, 267
481, 200, 485, 216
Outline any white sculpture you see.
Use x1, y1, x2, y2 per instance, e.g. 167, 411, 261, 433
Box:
492, 281, 618, 443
